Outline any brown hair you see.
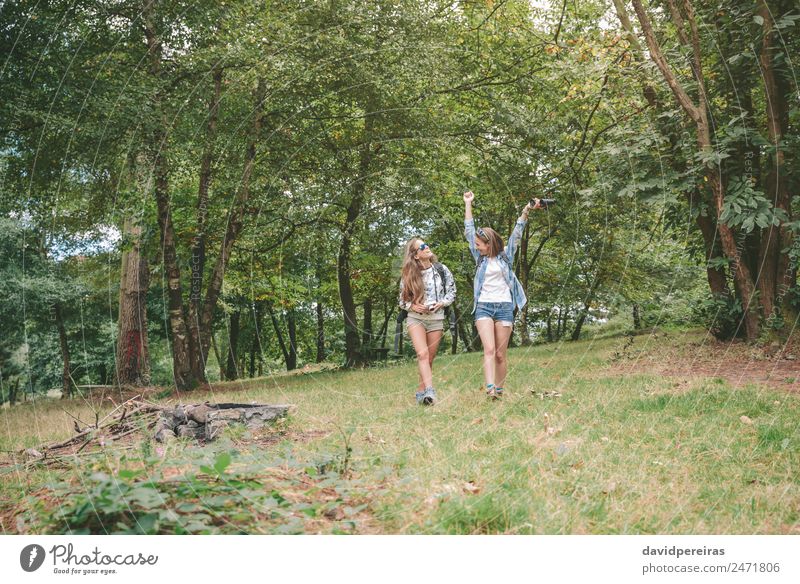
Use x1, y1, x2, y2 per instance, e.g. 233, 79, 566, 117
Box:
477, 227, 504, 257
401, 238, 439, 304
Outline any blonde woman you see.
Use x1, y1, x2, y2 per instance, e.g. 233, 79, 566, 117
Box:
463, 190, 542, 399
398, 238, 456, 405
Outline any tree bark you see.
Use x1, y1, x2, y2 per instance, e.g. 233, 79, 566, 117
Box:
144, 0, 194, 388
267, 302, 291, 369
315, 300, 325, 363
630, 0, 760, 340
114, 215, 151, 386
517, 224, 531, 345
9, 378, 19, 406
633, 303, 642, 330
210, 332, 225, 381
571, 272, 604, 341
287, 309, 298, 371
338, 192, 365, 368
225, 310, 240, 381
757, 0, 794, 327
457, 307, 472, 353
692, 197, 730, 298
197, 78, 267, 380
188, 66, 223, 379
54, 303, 74, 399
362, 298, 373, 348
470, 322, 482, 352
377, 301, 393, 349
338, 97, 376, 367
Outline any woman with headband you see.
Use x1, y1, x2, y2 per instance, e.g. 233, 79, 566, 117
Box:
463, 190, 542, 399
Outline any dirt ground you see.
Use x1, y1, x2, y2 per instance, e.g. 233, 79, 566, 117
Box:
608, 330, 800, 394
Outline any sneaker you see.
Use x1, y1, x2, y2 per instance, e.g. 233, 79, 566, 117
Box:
415, 390, 426, 405
486, 384, 496, 399
416, 386, 435, 406
495, 387, 504, 398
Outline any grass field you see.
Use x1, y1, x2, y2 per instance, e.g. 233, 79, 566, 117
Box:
2, 329, 799, 534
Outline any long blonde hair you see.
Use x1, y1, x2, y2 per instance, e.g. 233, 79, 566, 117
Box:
401, 238, 439, 304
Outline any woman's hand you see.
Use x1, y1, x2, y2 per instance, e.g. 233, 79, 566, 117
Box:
430, 302, 444, 313
463, 190, 474, 205
522, 198, 541, 220
411, 303, 430, 314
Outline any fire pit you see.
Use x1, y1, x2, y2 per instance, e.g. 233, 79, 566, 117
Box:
155, 402, 292, 442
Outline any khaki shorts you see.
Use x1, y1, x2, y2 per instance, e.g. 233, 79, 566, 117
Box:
407, 314, 445, 332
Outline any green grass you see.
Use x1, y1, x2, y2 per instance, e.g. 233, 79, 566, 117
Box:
2, 330, 799, 534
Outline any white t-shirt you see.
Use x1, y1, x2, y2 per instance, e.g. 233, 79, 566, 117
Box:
478, 257, 512, 303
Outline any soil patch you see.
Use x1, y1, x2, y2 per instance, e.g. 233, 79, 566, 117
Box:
608, 333, 800, 393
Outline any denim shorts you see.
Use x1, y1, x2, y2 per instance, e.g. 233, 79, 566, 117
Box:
475, 302, 514, 327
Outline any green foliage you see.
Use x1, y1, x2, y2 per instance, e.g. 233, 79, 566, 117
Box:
33, 446, 381, 535
693, 294, 744, 341
720, 177, 786, 232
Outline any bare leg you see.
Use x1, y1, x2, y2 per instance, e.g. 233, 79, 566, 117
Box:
475, 319, 497, 387
415, 329, 443, 391
493, 321, 513, 389
427, 329, 443, 370
408, 324, 433, 390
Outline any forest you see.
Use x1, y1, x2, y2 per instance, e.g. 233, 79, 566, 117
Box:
1, 0, 798, 399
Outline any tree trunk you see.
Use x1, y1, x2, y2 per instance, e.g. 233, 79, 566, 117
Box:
470, 322, 482, 352
210, 332, 225, 381
450, 305, 461, 355
315, 300, 325, 363
517, 224, 531, 345
693, 200, 730, 298
9, 378, 19, 406
267, 302, 291, 368
362, 298, 373, 348
114, 215, 151, 386
250, 301, 263, 377
571, 272, 604, 341
338, 98, 376, 367
287, 309, 298, 371
377, 302, 393, 349
225, 310, 241, 381
558, 306, 570, 340
54, 303, 74, 399
630, 0, 761, 340
249, 332, 257, 378
197, 78, 267, 380
188, 66, 223, 380
632, 303, 642, 330
457, 308, 472, 353
144, 1, 194, 389
338, 197, 364, 367
546, 310, 553, 342
757, 0, 794, 328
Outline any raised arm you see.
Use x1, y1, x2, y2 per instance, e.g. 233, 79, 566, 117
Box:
463, 190, 480, 262
506, 200, 539, 261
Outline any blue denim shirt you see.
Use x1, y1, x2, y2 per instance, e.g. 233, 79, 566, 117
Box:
464, 218, 528, 314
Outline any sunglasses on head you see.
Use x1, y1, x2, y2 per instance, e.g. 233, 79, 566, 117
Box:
476, 228, 489, 242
